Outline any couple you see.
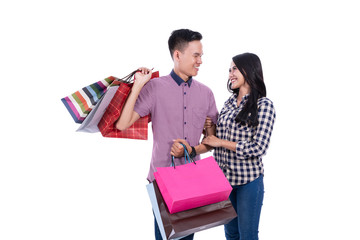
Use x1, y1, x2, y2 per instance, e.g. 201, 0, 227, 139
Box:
116, 29, 276, 240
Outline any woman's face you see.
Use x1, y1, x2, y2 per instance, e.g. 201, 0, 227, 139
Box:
229, 61, 246, 89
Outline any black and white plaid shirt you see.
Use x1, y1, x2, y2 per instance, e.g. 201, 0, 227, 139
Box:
214, 94, 276, 186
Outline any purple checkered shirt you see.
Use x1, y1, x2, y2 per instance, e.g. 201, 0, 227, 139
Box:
134, 70, 218, 182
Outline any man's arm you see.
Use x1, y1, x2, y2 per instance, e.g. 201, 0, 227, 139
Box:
171, 139, 212, 158
171, 116, 217, 157
115, 68, 152, 131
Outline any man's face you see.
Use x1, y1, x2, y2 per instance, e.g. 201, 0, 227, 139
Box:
177, 40, 203, 78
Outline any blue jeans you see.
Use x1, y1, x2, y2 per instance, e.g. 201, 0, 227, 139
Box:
154, 216, 194, 240
225, 175, 264, 240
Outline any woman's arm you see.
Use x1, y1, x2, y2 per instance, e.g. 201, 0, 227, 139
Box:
202, 136, 236, 152
171, 116, 218, 157
202, 99, 276, 159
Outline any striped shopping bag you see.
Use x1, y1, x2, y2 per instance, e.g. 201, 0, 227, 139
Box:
61, 76, 116, 123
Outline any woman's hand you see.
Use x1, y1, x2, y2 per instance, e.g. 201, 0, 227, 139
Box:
203, 117, 216, 137
133, 67, 153, 88
203, 117, 214, 129
202, 135, 223, 148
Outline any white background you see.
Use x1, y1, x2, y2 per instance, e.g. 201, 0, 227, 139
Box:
1, 0, 359, 239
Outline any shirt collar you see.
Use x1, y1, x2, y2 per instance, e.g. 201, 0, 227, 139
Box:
227, 93, 250, 108
170, 70, 193, 87
240, 94, 250, 103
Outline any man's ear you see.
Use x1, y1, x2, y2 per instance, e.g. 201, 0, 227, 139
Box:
173, 50, 181, 62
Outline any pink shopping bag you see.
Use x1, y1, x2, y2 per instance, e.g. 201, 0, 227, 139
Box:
154, 156, 232, 214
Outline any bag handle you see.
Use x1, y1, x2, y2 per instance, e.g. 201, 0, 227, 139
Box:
119, 68, 155, 84
118, 69, 138, 84
171, 143, 196, 168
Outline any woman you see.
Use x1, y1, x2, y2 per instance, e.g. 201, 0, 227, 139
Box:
202, 53, 276, 240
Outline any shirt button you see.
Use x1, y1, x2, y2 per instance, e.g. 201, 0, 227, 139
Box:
184, 122, 187, 125
184, 92, 186, 95
184, 106, 187, 109
185, 137, 187, 140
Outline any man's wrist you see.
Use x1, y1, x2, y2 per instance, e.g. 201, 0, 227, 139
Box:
131, 84, 144, 92
189, 146, 196, 159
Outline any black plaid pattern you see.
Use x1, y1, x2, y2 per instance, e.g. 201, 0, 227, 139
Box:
214, 94, 276, 185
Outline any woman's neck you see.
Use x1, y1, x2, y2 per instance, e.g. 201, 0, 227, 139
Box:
236, 88, 250, 106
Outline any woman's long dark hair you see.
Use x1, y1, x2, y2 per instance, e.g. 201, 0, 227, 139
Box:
227, 53, 267, 127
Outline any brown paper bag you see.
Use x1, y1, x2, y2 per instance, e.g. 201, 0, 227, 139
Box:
147, 180, 237, 239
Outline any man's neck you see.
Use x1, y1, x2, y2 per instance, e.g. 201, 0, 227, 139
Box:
173, 68, 190, 82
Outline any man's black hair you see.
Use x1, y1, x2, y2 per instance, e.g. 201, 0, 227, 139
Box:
168, 29, 202, 59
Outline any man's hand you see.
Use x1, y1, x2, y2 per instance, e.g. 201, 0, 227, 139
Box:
170, 139, 191, 158
115, 67, 151, 131
133, 67, 153, 89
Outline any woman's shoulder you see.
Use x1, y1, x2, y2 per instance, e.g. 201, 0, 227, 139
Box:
257, 97, 275, 112
258, 97, 274, 106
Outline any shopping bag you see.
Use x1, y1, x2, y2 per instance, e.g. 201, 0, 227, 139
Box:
76, 79, 120, 132
61, 76, 116, 123
154, 155, 233, 214
97, 71, 159, 139
147, 180, 237, 240
76, 69, 139, 133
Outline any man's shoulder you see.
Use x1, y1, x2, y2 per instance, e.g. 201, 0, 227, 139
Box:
141, 74, 170, 91
146, 74, 171, 86
192, 79, 214, 94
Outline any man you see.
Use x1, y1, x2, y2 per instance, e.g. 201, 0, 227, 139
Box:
116, 29, 218, 240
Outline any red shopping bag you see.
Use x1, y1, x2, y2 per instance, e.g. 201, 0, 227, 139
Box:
97, 71, 159, 139
154, 156, 233, 214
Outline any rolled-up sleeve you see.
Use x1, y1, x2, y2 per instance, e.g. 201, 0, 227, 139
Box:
236, 98, 276, 160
